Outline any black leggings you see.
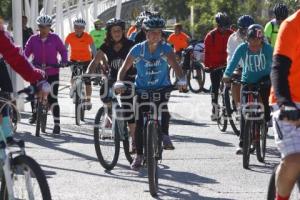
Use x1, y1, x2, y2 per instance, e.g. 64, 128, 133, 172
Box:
30, 74, 60, 124
210, 68, 223, 113
135, 92, 170, 155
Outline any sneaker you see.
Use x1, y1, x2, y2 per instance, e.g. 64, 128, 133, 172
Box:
236, 147, 243, 154
131, 155, 143, 170
52, 125, 60, 134
163, 135, 175, 150
29, 113, 36, 124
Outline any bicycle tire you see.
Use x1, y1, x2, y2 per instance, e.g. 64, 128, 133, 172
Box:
41, 104, 48, 133
146, 121, 159, 197
267, 166, 276, 200
217, 84, 228, 132
0, 155, 51, 200
35, 102, 42, 137
169, 66, 177, 85
188, 63, 206, 93
75, 92, 81, 126
256, 121, 267, 163
243, 120, 252, 169
94, 107, 120, 170
224, 87, 240, 136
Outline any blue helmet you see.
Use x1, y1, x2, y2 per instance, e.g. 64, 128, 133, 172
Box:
237, 15, 255, 29
215, 12, 230, 28
247, 24, 264, 39
143, 14, 165, 30
273, 3, 289, 20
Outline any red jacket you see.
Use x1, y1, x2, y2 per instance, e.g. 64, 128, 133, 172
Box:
204, 28, 233, 68
0, 30, 44, 84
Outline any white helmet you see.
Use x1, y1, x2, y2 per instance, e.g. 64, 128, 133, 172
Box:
36, 15, 52, 26
73, 18, 86, 27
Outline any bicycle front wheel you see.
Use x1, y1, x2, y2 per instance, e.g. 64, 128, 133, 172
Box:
35, 102, 42, 137
41, 104, 48, 133
243, 120, 252, 169
75, 92, 81, 126
187, 63, 205, 93
94, 107, 120, 170
146, 121, 159, 197
217, 84, 227, 132
0, 155, 51, 200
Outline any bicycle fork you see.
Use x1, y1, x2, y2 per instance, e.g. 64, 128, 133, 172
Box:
1, 146, 15, 200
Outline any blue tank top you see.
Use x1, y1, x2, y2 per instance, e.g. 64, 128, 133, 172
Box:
129, 41, 172, 90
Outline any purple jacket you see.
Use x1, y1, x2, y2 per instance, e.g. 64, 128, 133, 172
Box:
25, 33, 68, 76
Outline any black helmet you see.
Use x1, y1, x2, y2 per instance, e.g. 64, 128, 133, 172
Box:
106, 18, 125, 31
215, 12, 230, 28
143, 14, 165, 30
237, 15, 255, 29
247, 24, 264, 39
273, 3, 289, 20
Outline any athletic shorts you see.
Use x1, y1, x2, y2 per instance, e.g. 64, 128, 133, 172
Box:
272, 108, 300, 158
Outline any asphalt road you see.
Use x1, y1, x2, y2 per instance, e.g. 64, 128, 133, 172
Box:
14, 68, 282, 200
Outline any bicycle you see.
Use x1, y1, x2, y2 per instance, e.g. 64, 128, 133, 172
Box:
224, 77, 241, 136
137, 85, 176, 197
183, 40, 206, 93
0, 87, 52, 200
241, 81, 268, 169
34, 64, 64, 137
93, 77, 133, 170
69, 62, 89, 126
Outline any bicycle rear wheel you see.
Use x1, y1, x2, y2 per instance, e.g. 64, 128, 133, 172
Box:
35, 102, 42, 137
146, 121, 159, 197
217, 84, 228, 132
187, 63, 205, 93
94, 107, 120, 170
256, 121, 267, 162
224, 86, 240, 136
243, 120, 252, 169
0, 155, 51, 200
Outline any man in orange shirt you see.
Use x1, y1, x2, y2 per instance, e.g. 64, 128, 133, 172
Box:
65, 18, 97, 110
270, 9, 300, 200
167, 23, 190, 59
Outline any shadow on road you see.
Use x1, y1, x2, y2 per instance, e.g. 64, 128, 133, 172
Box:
170, 119, 208, 127
171, 134, 234, 147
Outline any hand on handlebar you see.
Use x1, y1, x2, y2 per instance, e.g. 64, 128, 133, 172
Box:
113, 81, 126, 94
36, 80, 51, 99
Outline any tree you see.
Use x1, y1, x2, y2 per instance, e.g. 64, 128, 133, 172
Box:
0, 0, 12, 20
146, 0, 190, 21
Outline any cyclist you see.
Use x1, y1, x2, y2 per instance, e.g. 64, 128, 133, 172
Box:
128, 16, 143, 42
25, 15, 68, 134
226, 15, 255, 114
223, 24, 273, 154
90, 19, 107, 50
204, 12, 233, 121
133, 11, 152, 44
167, 23, 190, 59
270, 9, 300, 200
65, 18, 97, 110
264, 3, 289, 47
22, 15, 33, 48
87, 18, 137, 153
114, 14, 187, 170
0, 28, 50, 142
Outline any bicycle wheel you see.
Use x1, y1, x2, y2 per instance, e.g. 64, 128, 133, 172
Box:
243, 120, 252, 169
256, 121, 267, 162
41, 104, 48, 133
187, 63, 205, 93
123, 136, 133, 164
35, 102, 42, 137
0, 155, 51, 200
94, 107, 120, 170
146, 121, 159, 197
224, 86, 240, 136
169, 66, 177, 85
75, 91, 81, 126
267, 166, 276, 200
217, 84, 228, 132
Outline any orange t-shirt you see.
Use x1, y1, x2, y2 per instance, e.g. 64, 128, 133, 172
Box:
270, 10, 300, 104
65, 32, 94, 62
127, 25, 137, 37
167, 32, 190, 52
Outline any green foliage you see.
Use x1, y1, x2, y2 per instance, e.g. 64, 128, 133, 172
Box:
0, 0, 12, 20
147, 0, 300, 39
